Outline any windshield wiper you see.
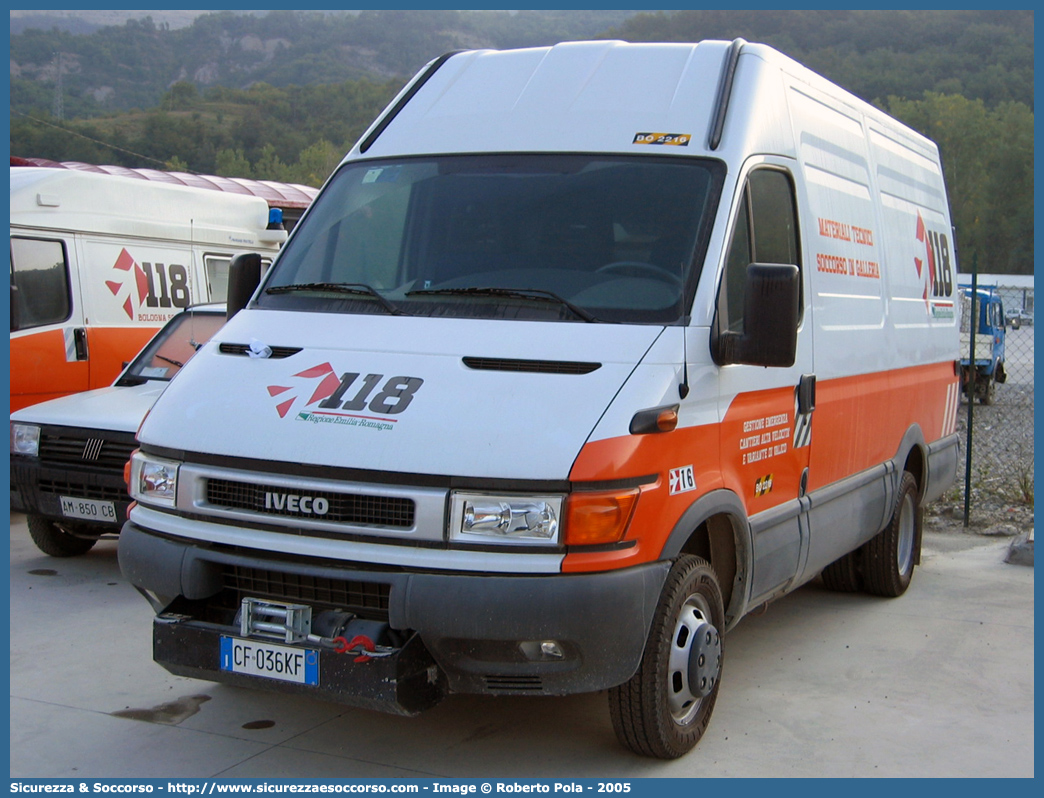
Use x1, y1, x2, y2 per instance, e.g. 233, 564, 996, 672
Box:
406, 286, 599, 323
265, 282, 406, 316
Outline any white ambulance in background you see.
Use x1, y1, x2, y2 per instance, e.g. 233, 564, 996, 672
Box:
119, 40, 960, 758
9, 168, 287, 410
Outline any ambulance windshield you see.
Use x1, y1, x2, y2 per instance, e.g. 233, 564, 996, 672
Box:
261, 154, 723, 324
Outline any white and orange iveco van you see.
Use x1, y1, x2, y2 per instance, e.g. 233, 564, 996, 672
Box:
10, 168, 287, 410
118, 41, 960, 758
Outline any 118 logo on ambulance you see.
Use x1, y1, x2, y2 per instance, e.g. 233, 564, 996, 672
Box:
107, 248, 189, 320
914, 211, 953, 306
266, 362, 424, 421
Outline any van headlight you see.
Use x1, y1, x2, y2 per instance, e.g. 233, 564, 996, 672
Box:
129, 451, 181, 508
450, 492, 562, 545
10, 423, 41, 456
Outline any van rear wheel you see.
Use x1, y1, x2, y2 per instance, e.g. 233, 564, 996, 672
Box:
608, 555, 724, 759
26, 515, 98, 558
863, 472, 919, 597
821, 547, 863, 592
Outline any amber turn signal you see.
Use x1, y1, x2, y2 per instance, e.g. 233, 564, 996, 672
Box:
564, 488, 640, 546
629, 404, 679, 434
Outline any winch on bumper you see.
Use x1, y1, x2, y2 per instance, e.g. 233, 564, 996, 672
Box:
120, 522, 669, 716
155, 597, 443, 716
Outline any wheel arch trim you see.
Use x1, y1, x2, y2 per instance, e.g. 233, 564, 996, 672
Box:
659, 489, 752, 631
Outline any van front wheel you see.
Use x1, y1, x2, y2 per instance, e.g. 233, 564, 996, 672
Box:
608, 555, 724, 759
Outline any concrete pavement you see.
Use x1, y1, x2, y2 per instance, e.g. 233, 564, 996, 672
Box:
8, 512, 1034, 778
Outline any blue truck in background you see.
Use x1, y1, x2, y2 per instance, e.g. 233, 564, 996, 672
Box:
959, 284, 1006, 404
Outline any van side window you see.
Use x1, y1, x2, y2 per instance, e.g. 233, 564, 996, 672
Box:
10, 237, 72, 330
719, 170, 800, 334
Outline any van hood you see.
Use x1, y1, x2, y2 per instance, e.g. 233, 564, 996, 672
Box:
10, 381, 166, 433
140, 310, 664, 481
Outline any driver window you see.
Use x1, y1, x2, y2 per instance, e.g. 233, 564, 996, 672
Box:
719, 169, 800, 334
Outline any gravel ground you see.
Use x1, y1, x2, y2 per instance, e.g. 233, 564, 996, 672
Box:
926, 462, 1033, 566
927, 499, 1033, 542
926, 427, 1034, 567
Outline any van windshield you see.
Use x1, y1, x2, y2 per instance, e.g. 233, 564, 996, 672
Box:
259, 155, 723, 324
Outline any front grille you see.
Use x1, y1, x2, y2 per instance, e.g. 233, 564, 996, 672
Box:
462, 356, 601, 375
39, 432, 136, 475
223, 565, 391, 618
38, 478, 128, 502
206, 478, 415, 528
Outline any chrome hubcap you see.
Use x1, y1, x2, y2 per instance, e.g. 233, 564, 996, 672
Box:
667, 596, 721, 724
896, 492, 916, 575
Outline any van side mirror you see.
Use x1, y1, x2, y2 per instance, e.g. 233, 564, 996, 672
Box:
715, 263, 800, 368
226, 253, 263, 320
10, 284, 21, 332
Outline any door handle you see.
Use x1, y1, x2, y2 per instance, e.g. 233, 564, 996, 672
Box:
73, 328, 89, 361
798, 374, 816, 414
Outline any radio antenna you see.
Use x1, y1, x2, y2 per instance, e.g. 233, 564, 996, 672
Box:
679, 325, 690, 399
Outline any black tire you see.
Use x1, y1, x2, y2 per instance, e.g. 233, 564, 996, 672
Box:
979, 377, 995, 405
26, 515, 98, 558
863, 472, 919, 597
608, 555, 724, 759
821, 547, 863, 592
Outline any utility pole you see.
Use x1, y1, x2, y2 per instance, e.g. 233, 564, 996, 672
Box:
52, 52, 64, 120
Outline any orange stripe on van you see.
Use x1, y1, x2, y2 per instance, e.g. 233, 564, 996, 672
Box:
807, 361, 957, 492
85, 325, 158, 387
10, 329, 89, 411
719, 385, 808, 514
562, 361, 957, 573
10, 325, 158, 411
565, 423, 722, 573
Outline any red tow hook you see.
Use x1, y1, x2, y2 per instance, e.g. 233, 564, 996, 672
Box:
332, 634, 378, 662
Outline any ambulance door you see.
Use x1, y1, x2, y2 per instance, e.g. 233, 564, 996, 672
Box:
10, 235, 89, 410
714, 161, 815, 602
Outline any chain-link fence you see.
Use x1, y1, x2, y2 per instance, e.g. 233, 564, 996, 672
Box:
949, 281, 1034, 523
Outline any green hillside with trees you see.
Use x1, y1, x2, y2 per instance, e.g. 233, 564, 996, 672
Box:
9, 9, 1034, 273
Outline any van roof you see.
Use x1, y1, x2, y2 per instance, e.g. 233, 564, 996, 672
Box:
10, 167, 286, 249
354, 40, 936, 163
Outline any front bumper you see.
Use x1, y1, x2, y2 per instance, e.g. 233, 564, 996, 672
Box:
154, 614, 444, 715
119, 521, 669, 714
